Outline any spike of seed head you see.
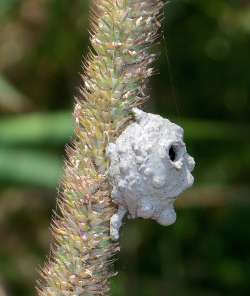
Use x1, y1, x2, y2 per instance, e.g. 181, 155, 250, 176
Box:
37, 1, 164, 295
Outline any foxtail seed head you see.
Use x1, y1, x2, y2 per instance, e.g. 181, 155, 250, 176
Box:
37, 1, 164, 295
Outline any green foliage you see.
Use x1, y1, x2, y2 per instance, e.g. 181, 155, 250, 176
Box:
0, 112, 72, 147
0, 0, 17, 18
0, 148, 62, 188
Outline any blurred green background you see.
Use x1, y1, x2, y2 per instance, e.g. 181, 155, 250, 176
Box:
0, 0, 250, 295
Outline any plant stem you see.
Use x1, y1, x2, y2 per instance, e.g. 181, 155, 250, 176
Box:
37, 0, 164, 295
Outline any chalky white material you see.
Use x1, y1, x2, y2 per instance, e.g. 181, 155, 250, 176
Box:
107, 108, 195, 240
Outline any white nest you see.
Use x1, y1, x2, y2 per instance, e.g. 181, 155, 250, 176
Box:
107, 108, 195, 240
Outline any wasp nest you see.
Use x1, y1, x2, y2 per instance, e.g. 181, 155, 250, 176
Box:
107, 108, 195, 240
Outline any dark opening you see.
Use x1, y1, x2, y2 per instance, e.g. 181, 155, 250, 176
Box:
169, 146, 176, 162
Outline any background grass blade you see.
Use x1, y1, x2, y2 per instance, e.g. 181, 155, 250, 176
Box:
0, 148, 62, 188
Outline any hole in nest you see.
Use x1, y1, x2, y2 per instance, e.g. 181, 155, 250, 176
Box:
169, 145, 177, 162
